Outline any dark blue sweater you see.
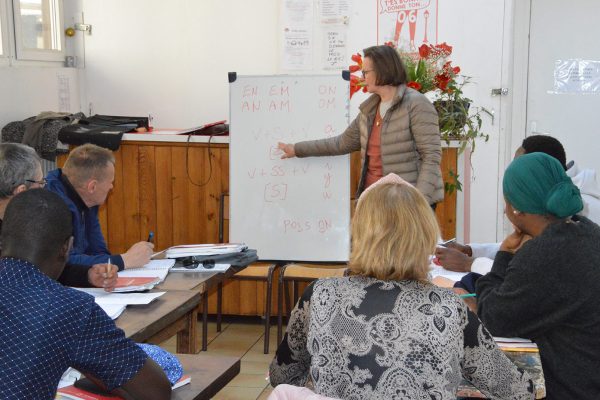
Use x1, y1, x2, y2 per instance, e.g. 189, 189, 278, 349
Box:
45, 169, 124, 270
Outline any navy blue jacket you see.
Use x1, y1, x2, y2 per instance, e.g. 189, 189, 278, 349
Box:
45, 169, 125, 270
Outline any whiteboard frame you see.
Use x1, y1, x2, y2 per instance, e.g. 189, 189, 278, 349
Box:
228, 73, 351, 262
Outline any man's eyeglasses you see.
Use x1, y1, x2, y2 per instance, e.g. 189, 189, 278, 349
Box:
361, 69, 374, 78
25, 178, 47, 188
180, 257, 215, 269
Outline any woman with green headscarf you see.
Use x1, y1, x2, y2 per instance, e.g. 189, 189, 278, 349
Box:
476, 152, 600, 400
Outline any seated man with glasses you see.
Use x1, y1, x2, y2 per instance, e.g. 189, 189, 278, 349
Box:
0, 143, 117, 289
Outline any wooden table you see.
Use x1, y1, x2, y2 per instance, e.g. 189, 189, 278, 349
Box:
116, 290, 201, 354
157, 266, 246, 352
172, 354, 241, 400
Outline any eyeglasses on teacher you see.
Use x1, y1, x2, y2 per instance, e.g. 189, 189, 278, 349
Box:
361, 69, 374, 78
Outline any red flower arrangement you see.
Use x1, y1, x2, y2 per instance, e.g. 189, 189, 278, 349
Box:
348, 42, 461, 98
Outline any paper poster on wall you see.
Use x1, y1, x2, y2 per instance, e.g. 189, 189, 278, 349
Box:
322, 29, 347, 70
57, 74, 71, 113
319, 0, 351, 24
377, 0, 438, 50
553, 59, 600, 94
281, 0, 314, 70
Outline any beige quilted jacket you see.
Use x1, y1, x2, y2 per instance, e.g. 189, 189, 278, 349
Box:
295, 85, 444, 204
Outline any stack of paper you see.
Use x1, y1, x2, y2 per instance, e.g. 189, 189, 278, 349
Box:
112, 276, 161, 293
74, 288, 165, 320
494, 337, 539, 352
57, 368, 82, 390
99, 304, 126, 320
118, 259, 175, 283
165, 243, 247, 258
75, 289, 165, 305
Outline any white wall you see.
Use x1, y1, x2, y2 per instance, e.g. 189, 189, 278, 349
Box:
0, 67, 81, 125
3, 0, 519, 243
0, 0, 84, 128
81, 0, 279, 128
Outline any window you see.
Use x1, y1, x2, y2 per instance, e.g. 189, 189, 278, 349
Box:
12, 0, 64, 61
0, 0, 6, 57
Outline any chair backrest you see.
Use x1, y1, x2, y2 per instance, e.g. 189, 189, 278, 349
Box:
282, 263, 348, 281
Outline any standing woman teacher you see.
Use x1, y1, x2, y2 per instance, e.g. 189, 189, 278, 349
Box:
278, 44, 444, 205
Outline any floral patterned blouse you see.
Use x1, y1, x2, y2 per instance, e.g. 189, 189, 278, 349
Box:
270, 276, 534, 399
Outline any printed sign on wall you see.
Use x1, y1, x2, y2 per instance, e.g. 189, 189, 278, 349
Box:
377, 0, 438, 50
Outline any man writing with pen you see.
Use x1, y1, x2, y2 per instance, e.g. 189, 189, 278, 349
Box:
46, 144, 154, 271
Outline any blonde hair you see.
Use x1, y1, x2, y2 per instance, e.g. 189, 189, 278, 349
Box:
350, 182, 440, 281
63, 144, 115, 187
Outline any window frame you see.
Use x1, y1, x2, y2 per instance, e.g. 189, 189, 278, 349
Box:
0, 0, 9, 61
12, 0, 65, 62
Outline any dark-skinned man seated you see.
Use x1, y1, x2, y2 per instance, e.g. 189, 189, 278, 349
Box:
0, 189, 170, 399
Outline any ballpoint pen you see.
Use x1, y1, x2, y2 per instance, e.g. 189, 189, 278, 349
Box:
459, 293, 477, 298
441, 238, 456, 246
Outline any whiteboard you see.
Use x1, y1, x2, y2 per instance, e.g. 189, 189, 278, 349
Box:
229, 74, 350, 261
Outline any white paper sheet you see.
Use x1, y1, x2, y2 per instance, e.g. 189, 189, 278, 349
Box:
74, 288, 165, 305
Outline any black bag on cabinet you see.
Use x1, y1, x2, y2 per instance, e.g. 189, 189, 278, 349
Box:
58, 115, 149, 151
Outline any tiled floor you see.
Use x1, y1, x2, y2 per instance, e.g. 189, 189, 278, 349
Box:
160, 317, 280, 399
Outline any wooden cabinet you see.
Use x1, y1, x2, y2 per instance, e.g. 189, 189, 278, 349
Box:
58, 140, 458, 316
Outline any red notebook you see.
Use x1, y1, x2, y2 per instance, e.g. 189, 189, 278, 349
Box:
114, 277, 160, 288
111, 277, 161, 293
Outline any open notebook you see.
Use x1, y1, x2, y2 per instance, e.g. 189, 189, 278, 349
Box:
117, 259, 175, 283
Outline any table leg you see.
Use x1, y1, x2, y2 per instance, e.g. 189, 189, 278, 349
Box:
202, 292, 209, 351
217, 282, 223, 332
176, 307, 198, 354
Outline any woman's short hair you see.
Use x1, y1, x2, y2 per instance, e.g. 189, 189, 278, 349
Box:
0, 143, 40, 200
63, 144, 115, 187
350, 182, 439, 281
363, 45, 407, 86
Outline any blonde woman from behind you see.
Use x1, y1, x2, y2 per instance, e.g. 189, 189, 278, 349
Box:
269, 174, 533, 399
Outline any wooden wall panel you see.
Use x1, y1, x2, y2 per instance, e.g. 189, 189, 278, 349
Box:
121, 145, 142, 249
106, 149, 127, 254
154, 146, 174, 250
185, 147, 205, 244
138, 145, 157, 244
171, 147, 192, 246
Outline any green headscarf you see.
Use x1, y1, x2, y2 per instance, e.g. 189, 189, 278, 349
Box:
503, 152, 583, 217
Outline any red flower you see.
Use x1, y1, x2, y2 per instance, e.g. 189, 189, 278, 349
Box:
350, 75, 365, 98
351, 53, 363, 67
418, 44, 430, 59
407, 81, 422, 91
435, 73, 451, 92
452, 66, 460, 75
349, 65, 360, 73
436, 42, 453, 55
